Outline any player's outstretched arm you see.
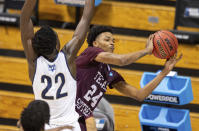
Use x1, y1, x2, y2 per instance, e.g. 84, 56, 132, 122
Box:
62, 0, 95, 61
113, 54, 182, 101
20, 0, 37, 80
94, 34, 154, 66
46, 125, 73, 131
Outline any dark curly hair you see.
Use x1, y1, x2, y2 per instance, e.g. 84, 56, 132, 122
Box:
20, 100, 50, 131
32, 25, 57, 57
27, 100, 50, 124
87, 26, 113, 46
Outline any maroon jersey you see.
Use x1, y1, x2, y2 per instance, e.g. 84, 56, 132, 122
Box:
75, 47, 124, 118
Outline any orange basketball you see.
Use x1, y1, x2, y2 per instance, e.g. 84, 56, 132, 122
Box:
152, 30, 178, 59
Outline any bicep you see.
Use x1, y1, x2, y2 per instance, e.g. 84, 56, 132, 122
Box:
62, 37, 79, 56
20, 20, 36, 62
61, 38, 79, 66
95, 52, 123, 66
20, 19, 34, 42
21, 38, 36, 64
62, 18, 89, 61
113, 81, 138, 99
20, 20, 36, 79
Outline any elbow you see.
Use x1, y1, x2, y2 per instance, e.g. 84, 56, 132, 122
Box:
117, 57, 128, 66
134, 91, 146, 102
73, 35, 82, 44
20, 15, 25, 23
136, 97, 145, 102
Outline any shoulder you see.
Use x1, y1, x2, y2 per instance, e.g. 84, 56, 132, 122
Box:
78, 47, 104, 59
76, 47, 104, 66
77, 47, 104, 60
82, 47, 104, 55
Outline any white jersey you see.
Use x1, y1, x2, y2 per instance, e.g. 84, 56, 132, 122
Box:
32, 51, 79, 126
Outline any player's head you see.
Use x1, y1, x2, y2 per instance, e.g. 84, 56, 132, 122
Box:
27, 100, 50, 124
87, 26, 114, 53
18, 100, 50, 131
32, 25, 60, 60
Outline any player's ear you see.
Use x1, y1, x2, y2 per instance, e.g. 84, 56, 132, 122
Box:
93, 41, 99, 47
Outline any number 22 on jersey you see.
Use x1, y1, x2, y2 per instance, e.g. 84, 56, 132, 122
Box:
41, 73, 67, 100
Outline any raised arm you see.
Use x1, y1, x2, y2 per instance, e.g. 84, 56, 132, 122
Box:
113, 54, 182, 101
62, 0, 95, 61
95, 34, 154, 66
20, 0, 37, 80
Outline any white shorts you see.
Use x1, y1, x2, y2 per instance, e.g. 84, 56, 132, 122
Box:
45, 121, 81, 131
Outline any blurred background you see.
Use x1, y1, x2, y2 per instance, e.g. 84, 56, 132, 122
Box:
0, 0, 199, 130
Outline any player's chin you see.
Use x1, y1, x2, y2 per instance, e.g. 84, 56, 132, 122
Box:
108, 50, 114, 53
109, 48, 114, 53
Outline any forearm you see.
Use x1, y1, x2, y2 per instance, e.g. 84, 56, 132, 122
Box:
138, 53, 183, 100
46, 126, 73, 131
120, 49, 149, 66
20, 0, 36, 40
86, 117, 97, 131
21, 0, 37, 22
136, 71, 168, 101
115, 54, 181, 102
73, 0, 95, 38
83, 0, 95, 23
65, 0, 95, 58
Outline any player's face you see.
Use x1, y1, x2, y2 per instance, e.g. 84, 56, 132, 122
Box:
94, 32, 115, 53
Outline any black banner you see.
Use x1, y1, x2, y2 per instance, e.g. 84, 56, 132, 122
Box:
4, 0, 25, 10
175, 0, 199, 28
143, 125, 177, 131
1, 0, 39, 25
0, 13, 38, 26
171, 30, 199, 44
0, 13, 20, 25
54, 0, 85, 6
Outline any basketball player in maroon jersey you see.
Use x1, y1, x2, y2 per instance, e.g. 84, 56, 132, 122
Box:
75, 26, 182, 130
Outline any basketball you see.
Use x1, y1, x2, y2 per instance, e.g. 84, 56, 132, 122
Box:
152, 30, 178, 59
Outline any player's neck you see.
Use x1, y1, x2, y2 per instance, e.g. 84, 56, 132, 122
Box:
44, 49, 59, 62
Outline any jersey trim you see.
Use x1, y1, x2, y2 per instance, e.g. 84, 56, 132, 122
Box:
61, 51, 76, 81
32, 58, 38, 85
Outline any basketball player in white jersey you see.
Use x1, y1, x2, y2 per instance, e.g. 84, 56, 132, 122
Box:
20, 0, 95, 130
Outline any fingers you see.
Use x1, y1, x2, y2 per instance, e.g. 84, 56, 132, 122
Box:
167, 55, 175, 62
169, 53, 183, 65
146, 34, 155, 51
169, 51, 181, 60
176, 53, 183, 62
169, 52, 177, 59
165, 52, 181, 64
173, 52, 177, 58
149, 34, 154, 41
